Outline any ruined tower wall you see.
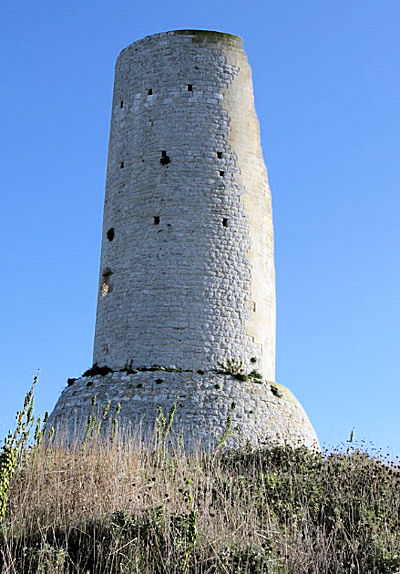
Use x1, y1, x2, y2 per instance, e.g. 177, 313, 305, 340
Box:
49, 31, 318, 451
93, 30, 275, 380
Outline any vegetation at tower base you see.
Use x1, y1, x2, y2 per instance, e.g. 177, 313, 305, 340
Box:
1, 387, 400, 573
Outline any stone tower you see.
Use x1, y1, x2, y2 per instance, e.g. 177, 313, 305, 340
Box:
49, 30, 318, 449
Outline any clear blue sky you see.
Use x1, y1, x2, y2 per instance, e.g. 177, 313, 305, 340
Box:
1, 0, 399, 455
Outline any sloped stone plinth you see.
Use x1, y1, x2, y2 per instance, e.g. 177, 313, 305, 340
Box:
49, 371, 319, 450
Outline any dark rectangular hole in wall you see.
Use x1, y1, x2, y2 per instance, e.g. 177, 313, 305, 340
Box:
120, 100, 124, 108
154, 216, 160, 225
160, 151, 171, 165
120, 161, 124, 168
187, 84, 193, 91
223, 218, 228, 227
217, 151, 223, 159
148, 88, 152, 95
107, 228, 115, 241
219, 170, 224, 177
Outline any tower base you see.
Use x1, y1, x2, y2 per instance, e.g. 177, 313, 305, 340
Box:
48, 370, 318, 450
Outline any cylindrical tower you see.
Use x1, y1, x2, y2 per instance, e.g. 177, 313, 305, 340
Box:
49, 31, 318, 450
93, 30, 275, 379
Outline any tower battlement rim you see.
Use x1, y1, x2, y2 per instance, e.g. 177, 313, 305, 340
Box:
118, 29, 243, 59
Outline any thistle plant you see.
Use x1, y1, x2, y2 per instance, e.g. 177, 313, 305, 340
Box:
216, 415, 233, 450
216, 401, 240, 451
112, 402, 122, 440
32, 411, 49, 455
0, 376, 37, 521
156, 397, 178, 445
155, 397, 178, 463
82, 396, 98, 447
82, 397, 118, 446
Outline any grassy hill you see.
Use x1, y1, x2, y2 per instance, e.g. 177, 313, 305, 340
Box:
1, 383, 400, 573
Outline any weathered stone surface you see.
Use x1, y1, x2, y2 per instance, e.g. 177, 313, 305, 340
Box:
93, 29, 275, 379
48, 371, 319, 450
49, 30, 319, 450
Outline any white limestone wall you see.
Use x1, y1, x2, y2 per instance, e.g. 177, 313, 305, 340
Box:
48, 373, 319, 451
93, 30, 276, 380
49, 30, 319, 450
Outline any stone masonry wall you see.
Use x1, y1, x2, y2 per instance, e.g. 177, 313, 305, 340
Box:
92, 30, 275, 380
49, 31, 318, 450
48, 372, 319, 450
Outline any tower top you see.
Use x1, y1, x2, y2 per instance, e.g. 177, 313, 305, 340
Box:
118, 29, 244, 58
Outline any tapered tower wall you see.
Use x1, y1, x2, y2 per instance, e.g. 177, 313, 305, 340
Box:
93, 30, 275, 380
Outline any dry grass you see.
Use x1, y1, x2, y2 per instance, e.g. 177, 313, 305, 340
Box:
1, 384, 399, 572
1, 426, 400, 573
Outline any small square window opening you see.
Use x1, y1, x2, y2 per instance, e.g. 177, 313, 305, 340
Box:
160, 151, 171, 166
